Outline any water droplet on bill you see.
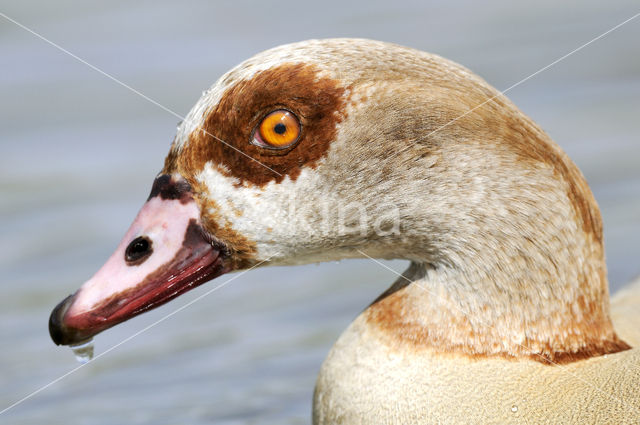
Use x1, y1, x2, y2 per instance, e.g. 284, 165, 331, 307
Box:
70, 339, 94, 364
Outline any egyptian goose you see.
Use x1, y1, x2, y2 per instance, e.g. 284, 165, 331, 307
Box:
49, 39, 640, 424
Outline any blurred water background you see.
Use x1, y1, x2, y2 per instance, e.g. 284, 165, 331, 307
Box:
1, 1, 639, 424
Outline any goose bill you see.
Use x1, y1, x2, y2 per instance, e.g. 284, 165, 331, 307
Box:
48, 175, 229, 346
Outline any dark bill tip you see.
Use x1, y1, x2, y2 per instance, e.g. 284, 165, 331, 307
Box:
49, 294, 76, 345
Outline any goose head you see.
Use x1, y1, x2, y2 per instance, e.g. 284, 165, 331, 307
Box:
49, 39, 629, 363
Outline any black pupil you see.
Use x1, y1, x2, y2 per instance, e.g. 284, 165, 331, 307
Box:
125, 236, 152, 263
274, 122, 287, 135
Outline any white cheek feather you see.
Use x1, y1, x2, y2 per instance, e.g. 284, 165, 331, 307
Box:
195, 162, 331, 262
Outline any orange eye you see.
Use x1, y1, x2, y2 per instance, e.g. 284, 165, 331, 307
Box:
252, 110, 301, 149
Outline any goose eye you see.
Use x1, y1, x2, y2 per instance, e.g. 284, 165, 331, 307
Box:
252, 110, 301, 149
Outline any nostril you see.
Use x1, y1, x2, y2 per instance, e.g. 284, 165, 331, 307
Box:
125, 236, 153, 265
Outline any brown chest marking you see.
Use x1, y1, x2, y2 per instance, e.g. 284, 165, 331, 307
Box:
366, 286, 630, 364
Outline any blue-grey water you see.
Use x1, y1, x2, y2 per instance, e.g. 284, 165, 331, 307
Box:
1, 1, 639, 424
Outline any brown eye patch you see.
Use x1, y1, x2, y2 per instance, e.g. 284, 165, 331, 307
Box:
175, 63, 349, 187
